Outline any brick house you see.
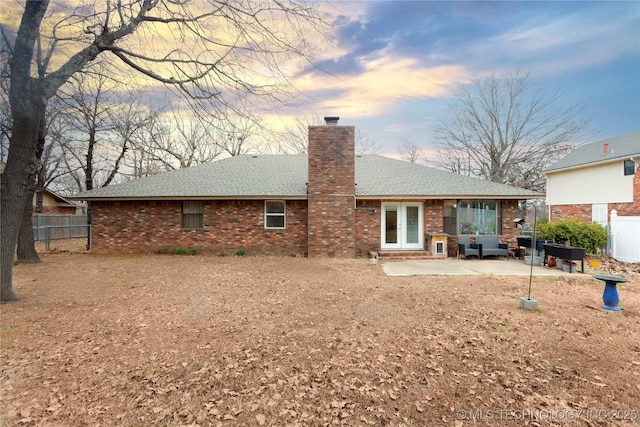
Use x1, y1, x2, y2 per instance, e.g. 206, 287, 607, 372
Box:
35, 188, 79, 214
544, 131, 640, 226
72, 117, 541, 257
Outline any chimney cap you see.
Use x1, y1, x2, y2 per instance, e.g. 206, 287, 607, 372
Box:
324, 116, 340, 126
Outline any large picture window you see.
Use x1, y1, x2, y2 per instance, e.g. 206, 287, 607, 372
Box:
265, 201, 285, 229
182, 201, 203, 229
443, 199, 502, 235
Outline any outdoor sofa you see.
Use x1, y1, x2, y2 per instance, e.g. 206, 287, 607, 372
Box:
475, 237, 509, 259
458, 236, 509, 259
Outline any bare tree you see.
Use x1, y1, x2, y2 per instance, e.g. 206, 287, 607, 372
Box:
398, 136, 426, 164
0, 51, 9, 164
125, 107, 226, 173
54, 71, 163, 250
354, 129, 380, 156
16, 98, 70, 263
280, 114, 380, 155
34, 99, 71, 208
217, 117, 262, 156
1, 60, 74, 263
56, 72, 151, 193
433, 70, 589, 191
1, 0, 325, 301
278, 115, 317, 154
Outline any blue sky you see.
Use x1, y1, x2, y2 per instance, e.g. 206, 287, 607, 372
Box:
289, 1, 640, 157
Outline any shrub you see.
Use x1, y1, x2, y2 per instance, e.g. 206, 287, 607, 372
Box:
156, 247, 199, 255
537, 217, 607, 255
235, 250, 246, 256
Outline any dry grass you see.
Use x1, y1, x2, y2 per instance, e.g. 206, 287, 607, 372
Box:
1, 254, 639, 426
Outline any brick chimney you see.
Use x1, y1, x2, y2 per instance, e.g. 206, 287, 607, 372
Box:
307, 117, 356, 257
603, 142, 609, 155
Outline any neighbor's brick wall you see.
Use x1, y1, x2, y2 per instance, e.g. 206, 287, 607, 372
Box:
307, 125, 356, 257
355, 200, 380, 256
90, 200, 308, 255
38, 206, 76, 214
550, 201, 638, 223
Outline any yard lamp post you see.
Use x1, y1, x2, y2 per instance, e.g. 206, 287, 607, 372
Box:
519, 202, 539, 310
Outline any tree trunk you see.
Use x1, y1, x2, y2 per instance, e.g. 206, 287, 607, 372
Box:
35, 189, 44, 213
1, 1, 49, 301
16, 188, 41, 264
86, 201, 92, 251
16, 101, 47, 264
1, 108, 43, 301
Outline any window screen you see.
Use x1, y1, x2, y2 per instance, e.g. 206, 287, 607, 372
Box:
182, 201, 203, 229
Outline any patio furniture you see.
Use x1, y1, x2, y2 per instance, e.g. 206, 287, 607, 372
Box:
458, 237, 481, 259
517, 237, 550, 257
543, 244, 585, 273
593, 275, 628, 311
475, 237, 509, 259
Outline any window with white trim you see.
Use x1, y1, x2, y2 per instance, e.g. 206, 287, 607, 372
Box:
265, 201, 285, 229
182, 201, 203, 229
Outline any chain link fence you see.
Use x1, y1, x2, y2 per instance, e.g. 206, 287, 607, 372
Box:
32, 214, 91, 250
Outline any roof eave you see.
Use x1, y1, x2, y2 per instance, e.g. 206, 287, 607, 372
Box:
70, 195, 309, 202
545, 154, 640, 175
355, 194, 544, 200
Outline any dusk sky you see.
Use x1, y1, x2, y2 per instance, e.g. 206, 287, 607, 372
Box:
295, 1, 640, 157
1, 1, 638, 159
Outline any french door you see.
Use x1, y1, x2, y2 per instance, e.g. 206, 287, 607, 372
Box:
381, 202, 423, 250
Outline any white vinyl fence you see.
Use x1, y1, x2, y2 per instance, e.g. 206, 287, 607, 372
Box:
610, 211, 640, 263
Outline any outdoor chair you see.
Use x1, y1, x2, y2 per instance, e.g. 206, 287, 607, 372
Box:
458, 236, 481, 259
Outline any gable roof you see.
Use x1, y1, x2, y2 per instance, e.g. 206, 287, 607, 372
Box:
70, 154, 542, 201
545, 131, 640, 173
41, 188, 78, 207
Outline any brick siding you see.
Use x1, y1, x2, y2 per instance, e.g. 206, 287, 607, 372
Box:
355, 199, 380, 256
307, 124, 356, 257
90, 200, 308, 255
424, 200, 444, 234
501, 199, 520, 245
91, 197, 524, 256
38, 206, 76, 214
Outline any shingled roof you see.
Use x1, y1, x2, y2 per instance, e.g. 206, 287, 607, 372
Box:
545, 131, 640, 173
71, 154, 542, 201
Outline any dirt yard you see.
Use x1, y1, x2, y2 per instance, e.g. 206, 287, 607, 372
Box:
1, 253, 639, 426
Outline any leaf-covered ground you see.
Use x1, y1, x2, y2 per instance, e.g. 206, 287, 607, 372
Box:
1, 254, 639, 426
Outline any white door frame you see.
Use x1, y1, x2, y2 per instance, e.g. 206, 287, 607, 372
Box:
381, 202, 424, 250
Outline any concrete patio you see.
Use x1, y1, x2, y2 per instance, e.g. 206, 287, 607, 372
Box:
380, 258, 588, 277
